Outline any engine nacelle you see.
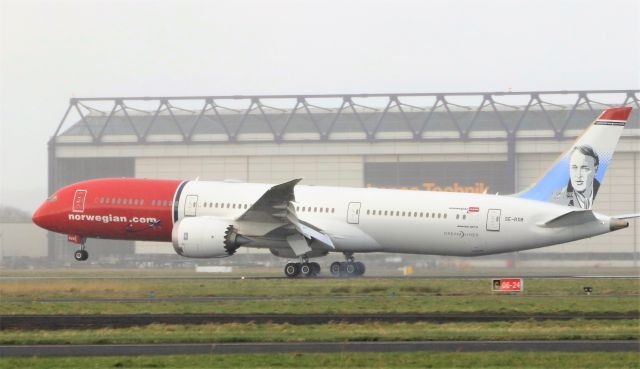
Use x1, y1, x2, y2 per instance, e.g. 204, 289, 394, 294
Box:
172, 217, 239, 258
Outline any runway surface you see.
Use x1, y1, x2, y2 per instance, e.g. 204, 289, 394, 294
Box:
1, 340, 638, 356
2, 313, 637, 330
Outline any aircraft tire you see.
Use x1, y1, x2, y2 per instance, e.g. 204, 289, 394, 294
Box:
310, 262, 321, 276
284, 263, 300, 278
74, 250, 85, 262
345, 262, 357, 276
355, 261, 365, 276
330, 261, 341, 277
300, 263, 313, 277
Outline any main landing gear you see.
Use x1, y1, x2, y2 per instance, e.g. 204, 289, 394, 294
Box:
330, 252, 365, 277
73, 240, 89, 261
284, 256, 321, 278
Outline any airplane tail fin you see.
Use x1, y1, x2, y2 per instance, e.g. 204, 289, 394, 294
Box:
516, 107, 632, 210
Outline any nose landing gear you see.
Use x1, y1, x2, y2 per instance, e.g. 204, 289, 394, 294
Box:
73, 238, 89, 261
330, 252, 365, 277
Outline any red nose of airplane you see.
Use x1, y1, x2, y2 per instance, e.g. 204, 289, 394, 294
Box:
32, 203, 51, 230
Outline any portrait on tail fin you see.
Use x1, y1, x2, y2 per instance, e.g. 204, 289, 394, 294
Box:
517, 107, 631, 209
550, 145, 600, 209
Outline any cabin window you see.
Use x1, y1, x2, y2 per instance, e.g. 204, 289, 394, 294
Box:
463, 214, 467, 220
314, 207, 317, 212
456, 214, 460, 220
437, 213, 441, 219
140, 199, 144, 205
331, 208, 335, 213
420, 212, 423, 217
444, 213, 447, 219
134, 199, 139, 205
431, 213, 436, 218
105, 198, 111, 204
162, 200, 168, 207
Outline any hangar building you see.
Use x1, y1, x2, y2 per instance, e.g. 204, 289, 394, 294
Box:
47, 90, 639, 264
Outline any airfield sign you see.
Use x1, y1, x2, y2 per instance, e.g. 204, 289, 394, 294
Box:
492, 278, 523, 292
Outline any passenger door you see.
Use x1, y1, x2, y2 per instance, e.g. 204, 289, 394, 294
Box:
184, 195, 199, 217
347, 202, 361, 224
486, 209, 501, 231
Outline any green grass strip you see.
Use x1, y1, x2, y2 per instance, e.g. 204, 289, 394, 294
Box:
2, 352, 640, 369
2, 295, 638, 315
1, 320, 638, 345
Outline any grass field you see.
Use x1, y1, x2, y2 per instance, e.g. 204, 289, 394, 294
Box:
2, 352, 639, 369
2, 277, 638, 298
2, 320, 638, 345
1, 277, 638, 315
1, 275, 638, 368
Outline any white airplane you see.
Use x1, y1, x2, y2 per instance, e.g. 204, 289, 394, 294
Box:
33, 107, 638, 277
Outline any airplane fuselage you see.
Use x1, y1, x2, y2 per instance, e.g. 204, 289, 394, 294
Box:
36, 178, 616, 257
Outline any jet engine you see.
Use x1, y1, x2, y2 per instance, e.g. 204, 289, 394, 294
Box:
172, 217, 242, 258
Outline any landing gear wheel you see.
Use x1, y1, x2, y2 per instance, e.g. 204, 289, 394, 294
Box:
355, 261, 365, 276
74, 249, 88, 261
310, 262, 321, 276
284, 262, 300, 278
345, 262, 357, 276
300, 263, 313, 277
330, 261, 342, 277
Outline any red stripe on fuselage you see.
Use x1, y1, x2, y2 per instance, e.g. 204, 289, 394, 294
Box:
33, 178, 182, 242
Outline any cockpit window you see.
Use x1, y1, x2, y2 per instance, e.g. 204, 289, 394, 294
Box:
46, 194, 58, 202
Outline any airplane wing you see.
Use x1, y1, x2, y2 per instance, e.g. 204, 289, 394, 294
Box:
236, 178, 334, 255
237, 178, 302, 223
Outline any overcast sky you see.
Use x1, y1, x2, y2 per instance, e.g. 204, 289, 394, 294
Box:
1, 0, 639, 212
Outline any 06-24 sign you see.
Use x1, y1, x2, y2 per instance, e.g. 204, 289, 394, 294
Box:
492, 278, 523, 292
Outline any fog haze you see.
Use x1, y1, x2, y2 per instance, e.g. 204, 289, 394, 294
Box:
1, 0, 638, 212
